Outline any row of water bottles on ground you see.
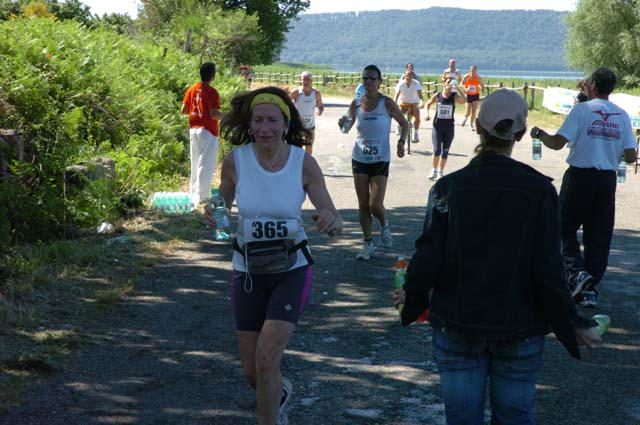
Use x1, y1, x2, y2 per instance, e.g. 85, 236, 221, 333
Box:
531, 138, 628, 183
152, 189, 230, 240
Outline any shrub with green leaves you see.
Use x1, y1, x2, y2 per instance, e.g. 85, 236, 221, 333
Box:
0, 16, 242, 247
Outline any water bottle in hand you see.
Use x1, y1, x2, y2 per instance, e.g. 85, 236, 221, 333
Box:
393, 257, 409, 313
208, 188, 230, 241
340, 111, 352, 134
532, 138, 542, 160
617, 156, 626, 183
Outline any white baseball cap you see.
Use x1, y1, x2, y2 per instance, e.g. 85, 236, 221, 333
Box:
477, 89, 528, 141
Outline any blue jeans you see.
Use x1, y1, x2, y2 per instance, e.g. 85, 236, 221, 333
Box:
432, 327, 545, 425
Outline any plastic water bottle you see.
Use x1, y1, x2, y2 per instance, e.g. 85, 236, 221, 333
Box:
394, 257, 409, 313
208, 188, 230, 240
617, 156, 627, 183
340, 112, 352, 134
591, 314, 611, 337
532, 138, 542, 160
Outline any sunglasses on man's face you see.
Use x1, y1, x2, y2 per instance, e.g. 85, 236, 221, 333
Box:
362, 76, 378, 81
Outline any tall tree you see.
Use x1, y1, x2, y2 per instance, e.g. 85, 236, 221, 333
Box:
566, 0, 640, 84
213, 0, 310, 62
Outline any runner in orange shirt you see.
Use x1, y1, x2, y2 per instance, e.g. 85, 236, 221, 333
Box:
461, 64, 485, 131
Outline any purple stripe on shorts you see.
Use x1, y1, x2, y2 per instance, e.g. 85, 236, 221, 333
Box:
299, 266, 313, 314
230, 270, 238, 314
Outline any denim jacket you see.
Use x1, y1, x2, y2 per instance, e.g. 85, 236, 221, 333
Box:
401, 153, 591, 358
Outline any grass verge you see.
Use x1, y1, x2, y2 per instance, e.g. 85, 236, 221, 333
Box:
0, 208, 209, 413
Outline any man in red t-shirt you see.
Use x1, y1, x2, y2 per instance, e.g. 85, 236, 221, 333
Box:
181, 62, 225, 203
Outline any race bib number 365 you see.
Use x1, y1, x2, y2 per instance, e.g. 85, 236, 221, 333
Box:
244, 219, 298, 243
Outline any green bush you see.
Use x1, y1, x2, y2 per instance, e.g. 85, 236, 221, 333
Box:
0, 17, 243, 248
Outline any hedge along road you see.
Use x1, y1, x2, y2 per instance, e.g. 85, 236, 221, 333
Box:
2, 96, 639, 424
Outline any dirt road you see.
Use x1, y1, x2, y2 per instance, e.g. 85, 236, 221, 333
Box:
2, 97, 639, 424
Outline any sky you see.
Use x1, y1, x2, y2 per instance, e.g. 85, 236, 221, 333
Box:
80, 0, 577, 17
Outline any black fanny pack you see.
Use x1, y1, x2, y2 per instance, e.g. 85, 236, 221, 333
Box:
233, 239, 313, 274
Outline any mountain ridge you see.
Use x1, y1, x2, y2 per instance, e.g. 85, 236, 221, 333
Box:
282, 7, 570, 72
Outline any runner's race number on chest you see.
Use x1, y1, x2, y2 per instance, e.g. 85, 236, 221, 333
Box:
244, 218, 298, 243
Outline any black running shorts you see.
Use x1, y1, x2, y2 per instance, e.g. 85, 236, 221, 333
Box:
230, 266, 312, 331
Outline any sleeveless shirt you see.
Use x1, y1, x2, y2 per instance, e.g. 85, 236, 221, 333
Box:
352, 96, 392, 163
295, 87, 316, 129
232, 144, 309, 272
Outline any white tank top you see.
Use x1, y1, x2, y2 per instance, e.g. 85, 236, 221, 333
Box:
232, 144, 309, 272
295, 87, 316, 129
352, 96, 392, 163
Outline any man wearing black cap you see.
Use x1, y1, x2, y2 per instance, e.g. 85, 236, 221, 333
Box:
395, 89, 599, 425
531, 67, 637, 308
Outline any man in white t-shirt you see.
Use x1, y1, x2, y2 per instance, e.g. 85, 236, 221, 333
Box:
395, 72, 424, 142
531, 67, 637, 308
290, 71, 324, 155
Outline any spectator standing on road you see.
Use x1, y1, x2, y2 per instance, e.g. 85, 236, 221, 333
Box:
396, 89, 600, 425
424, 78, 466, 180
181, 62, 225, 203
460, 64, 485, 130
338, 64, 409, 260
530, 67, 638, 308
395, 72, 424, 143
290, 71, 324, 155
209, 86, 342, 425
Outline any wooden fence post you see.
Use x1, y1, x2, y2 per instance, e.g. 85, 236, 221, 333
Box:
523, 82, 528, 105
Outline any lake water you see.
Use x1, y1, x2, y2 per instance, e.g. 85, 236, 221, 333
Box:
338, 68, 583, 81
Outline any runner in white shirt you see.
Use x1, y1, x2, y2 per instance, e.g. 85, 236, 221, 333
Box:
395, 72, 424, 142
290, 71, 324, 155
530, 67, 637, 308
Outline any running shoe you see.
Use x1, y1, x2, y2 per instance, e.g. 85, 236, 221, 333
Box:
579, 290, 597, 309
571, 271, 596, 299
381, 222, 393, 248
436, 170, 443, 180
356, 240, 376, 260
461, 117, 467, 127
470, 124, 475, 131
277, 378, 292, 425
428, 169, 438, 180
412, 130, 420, 143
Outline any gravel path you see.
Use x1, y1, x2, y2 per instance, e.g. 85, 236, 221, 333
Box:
2, 96, 639, 424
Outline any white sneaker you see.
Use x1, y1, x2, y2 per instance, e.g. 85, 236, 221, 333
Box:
277, 378, 292, 425
356, 240, 376, 260
428, 169, 438, 180
381, 222, 393, 248
461, 117, 468, 127
412, 130, 419, 143
436, 170, 443, 180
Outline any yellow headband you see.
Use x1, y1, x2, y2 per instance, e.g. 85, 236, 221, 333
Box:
250, 93, 291, 121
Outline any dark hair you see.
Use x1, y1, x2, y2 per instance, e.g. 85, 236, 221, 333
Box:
474, 119, 526, 155
590, 67, 616, 95
363, 64, 382, 80
200, 62, 216, 82
406, 63, 414, 68
220, 86, 308, 147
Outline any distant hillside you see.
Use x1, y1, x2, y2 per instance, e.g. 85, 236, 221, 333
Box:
281, 7, 570, 72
